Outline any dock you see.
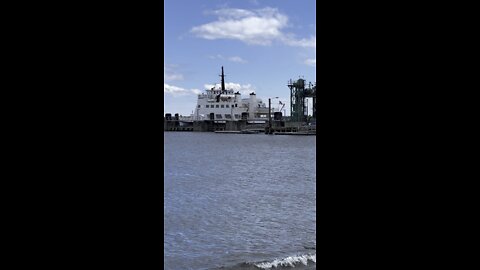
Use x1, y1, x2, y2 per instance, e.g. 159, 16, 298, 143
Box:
164, 116, 316, 135
274, 131, 316, 136
214, 130, 241, 134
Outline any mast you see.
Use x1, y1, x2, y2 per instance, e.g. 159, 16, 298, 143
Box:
220, 66, 226, 92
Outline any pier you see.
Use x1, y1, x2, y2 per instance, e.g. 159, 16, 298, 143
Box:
164, 115, 316, 135
164, 117, 267, 132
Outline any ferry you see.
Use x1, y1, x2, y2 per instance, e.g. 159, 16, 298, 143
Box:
192, 67, 282, 123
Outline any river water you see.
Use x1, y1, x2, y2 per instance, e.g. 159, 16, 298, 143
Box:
164, 132, 316, 269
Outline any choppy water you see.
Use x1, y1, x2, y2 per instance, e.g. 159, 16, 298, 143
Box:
164, 132, 316, 270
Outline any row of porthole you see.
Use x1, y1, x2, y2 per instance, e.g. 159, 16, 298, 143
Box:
167, 127, 193, 131
199, 104, 238, 108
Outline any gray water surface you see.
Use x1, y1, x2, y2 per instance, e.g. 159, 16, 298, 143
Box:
164, 132, 316, 270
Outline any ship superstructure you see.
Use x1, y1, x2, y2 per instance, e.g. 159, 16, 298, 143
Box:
194, 67, 271, 122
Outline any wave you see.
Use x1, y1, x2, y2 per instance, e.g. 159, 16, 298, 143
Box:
253, 253, 316, 269
211, 253, 316, 270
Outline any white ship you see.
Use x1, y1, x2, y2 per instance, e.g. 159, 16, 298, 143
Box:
192, 67, 281, 123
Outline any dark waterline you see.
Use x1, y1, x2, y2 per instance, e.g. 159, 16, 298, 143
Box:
164, 132, 316, 269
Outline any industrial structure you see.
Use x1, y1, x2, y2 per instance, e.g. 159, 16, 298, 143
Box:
288, 78, 316, 122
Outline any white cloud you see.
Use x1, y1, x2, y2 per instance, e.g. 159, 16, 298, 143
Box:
192, 7, 287, 46
305, 58, 316, 67
191, 7, 315, 49
164, 65, 184, 81
208, 54, 248, 63
282, 35, 316, 48
191, 89, 202, 95
164, 72, 183, 81
211, 8, 256, 19
208, 54, 223, 60
228, 56, 247, 63
204, 82, 255, 95
164, 83, 201, 97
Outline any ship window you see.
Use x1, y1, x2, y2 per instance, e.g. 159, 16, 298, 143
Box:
225, 114, 231, 119
198, 105, 200, 108
206, 105, 209, 108
235, 104, 238, 107
216, 105, 219, 108
215, 114, 222, 119
234, 114, 240, 119
226, 104, 229, 108
221, 105, 224, 108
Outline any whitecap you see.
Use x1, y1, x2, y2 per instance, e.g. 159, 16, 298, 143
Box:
253, 253, 316, 269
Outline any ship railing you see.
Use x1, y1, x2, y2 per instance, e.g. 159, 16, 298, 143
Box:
178, 116, 195, 122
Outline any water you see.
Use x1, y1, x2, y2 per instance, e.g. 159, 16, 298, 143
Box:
164, 132, 316, 270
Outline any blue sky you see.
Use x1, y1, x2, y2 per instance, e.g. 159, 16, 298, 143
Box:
164, 0, 316, 116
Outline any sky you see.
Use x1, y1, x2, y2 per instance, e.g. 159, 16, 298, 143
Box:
164, 0, 316, 116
